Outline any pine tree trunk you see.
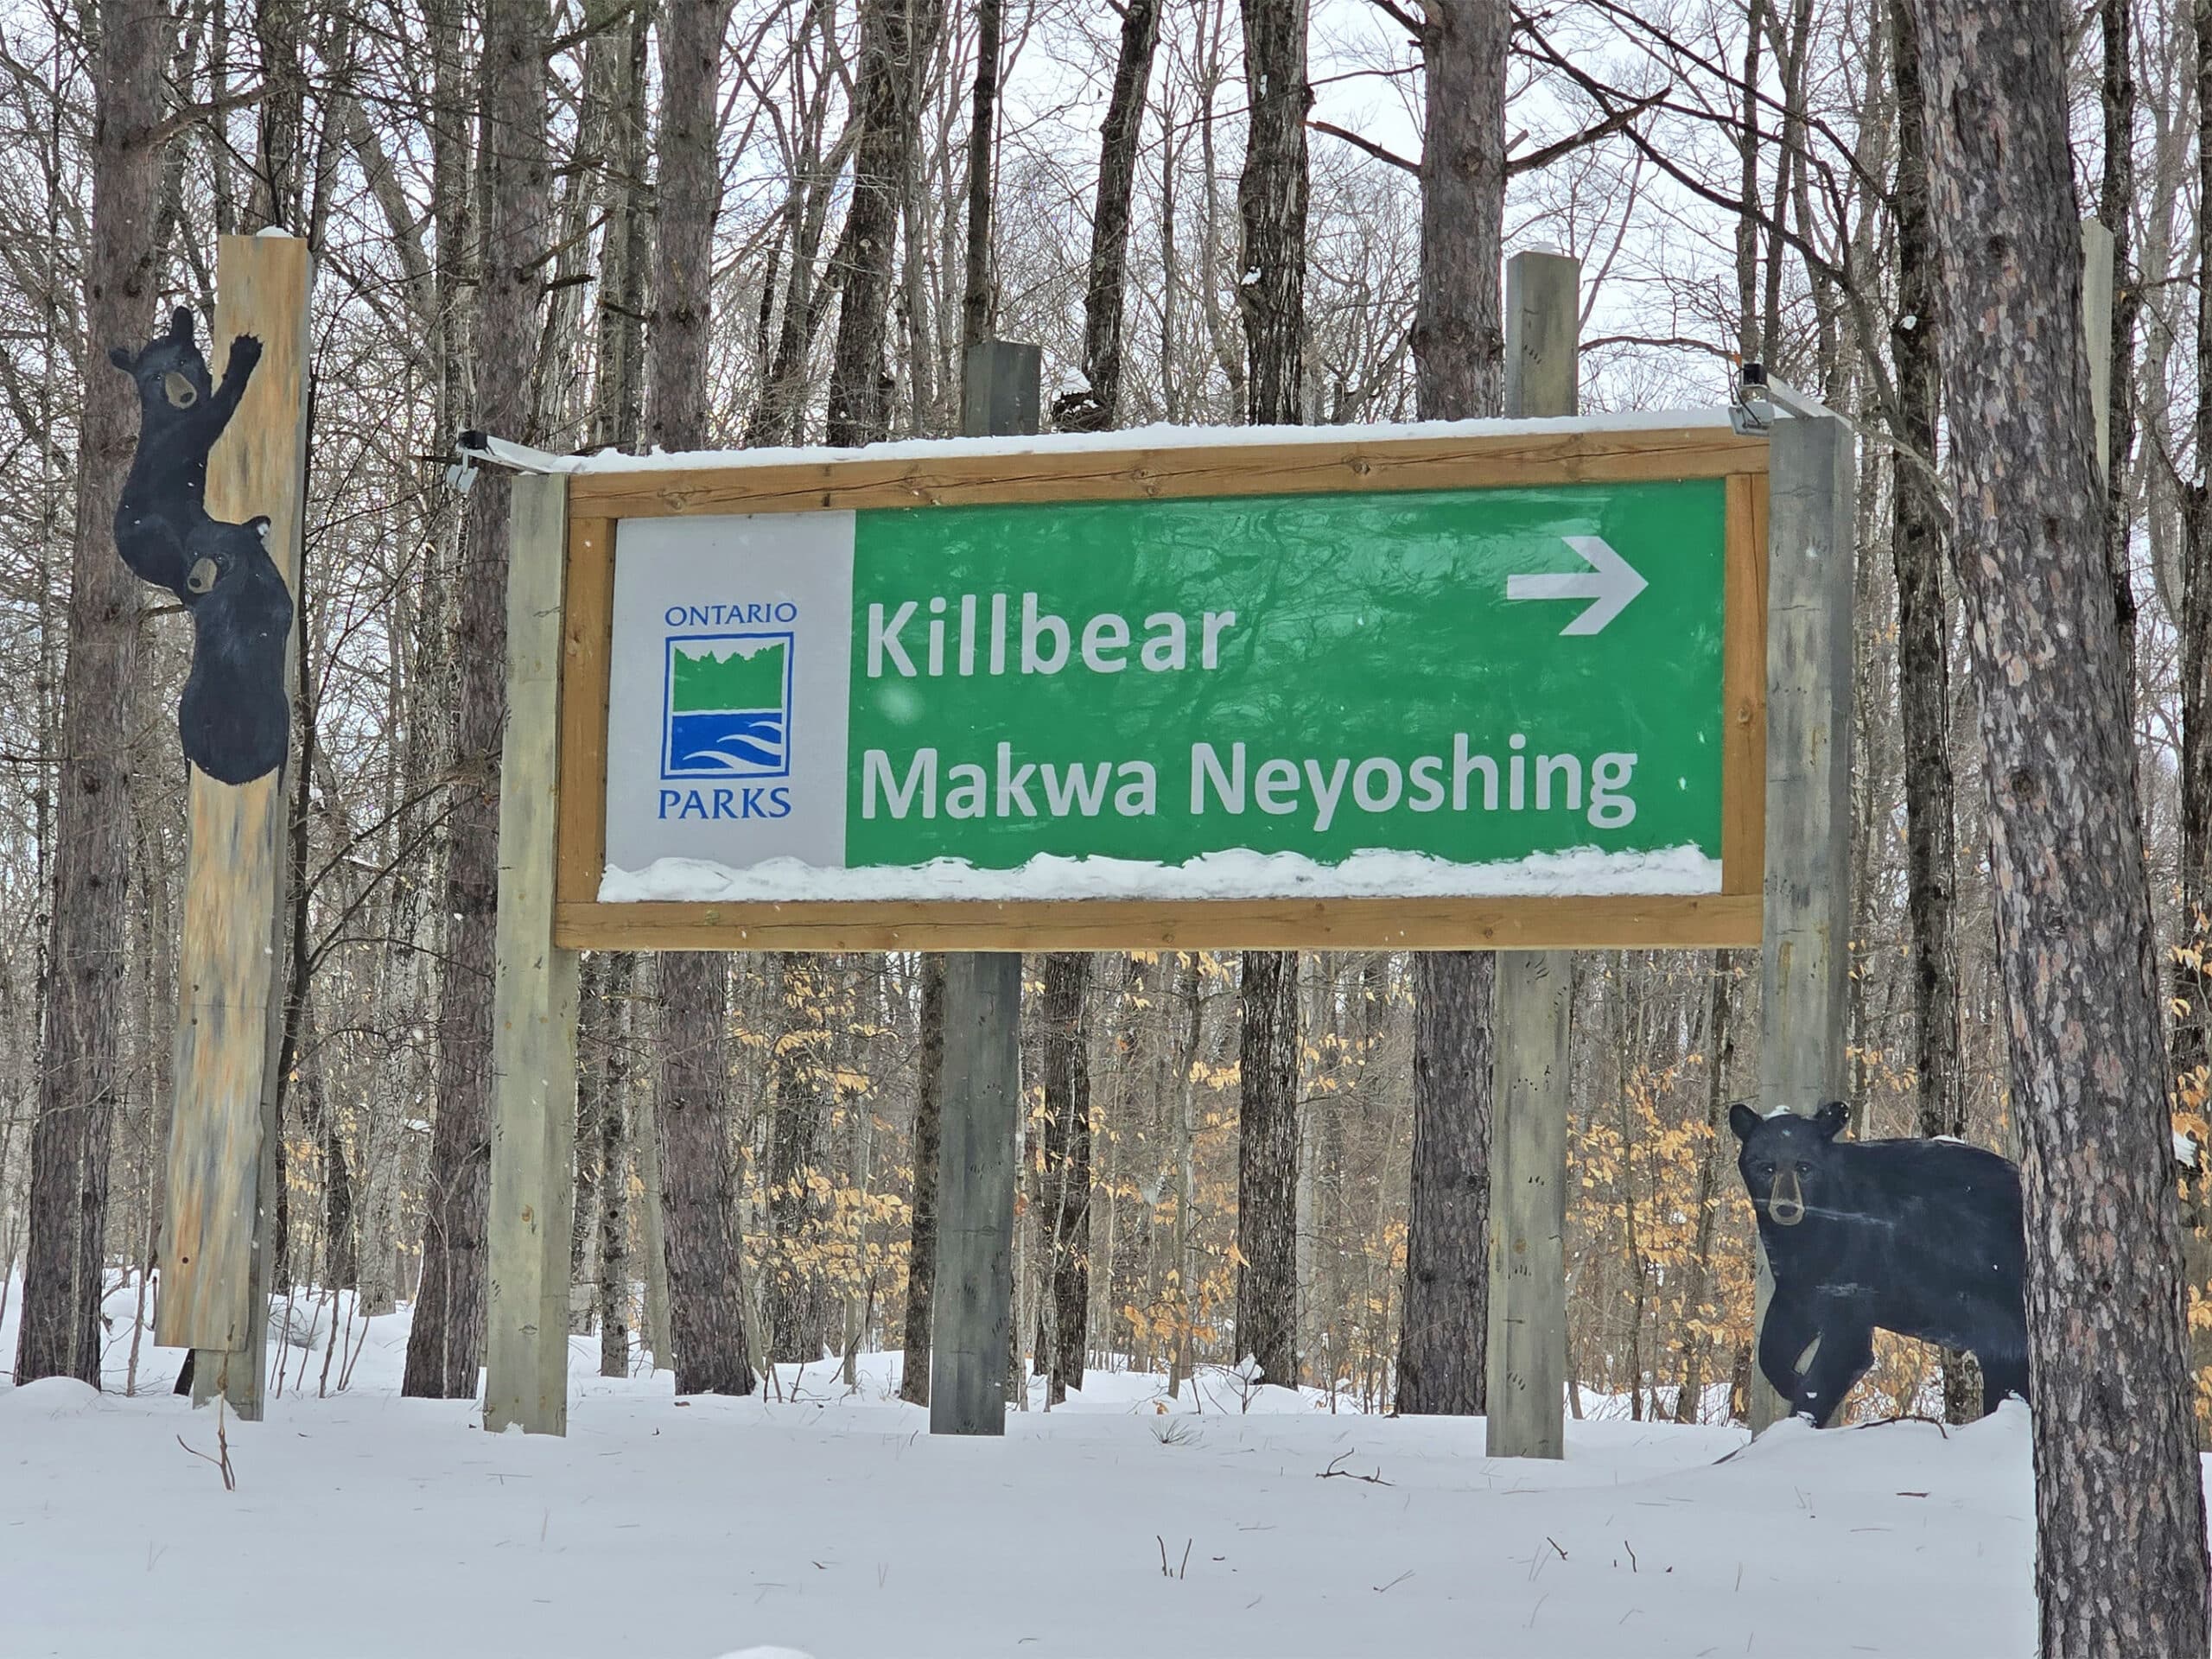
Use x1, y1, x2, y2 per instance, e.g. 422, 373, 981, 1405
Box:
404, 0, 548, 1400
1917, 2, 2211, 1646
14, 0, 168, 1389
899, 953, 945, 1403
641, 0, 753, 1396
1398, 0, 1508, 1420
1235, 950, 1300, 1388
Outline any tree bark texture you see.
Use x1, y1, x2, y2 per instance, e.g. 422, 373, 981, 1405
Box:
1398, 0, 1507, 1419
594, 953, 635, 1377
960, 0, 1001, 350
899, 952, 946, 1404
2179, 0, 2212, 1100
639, 0, 753, 1396
1235, 0, 1309, 424
14, 0, 167, 1389
828, 0, 944, 445
2100, 0, 2139, 715
1399, 953, 1493, 1414
655, 952, 753, 1394
1917, 2, 2211, 1649
1410, 0, 1507, 423
404, 0, 549, 1401
1053, 0, 1162, 430
1888, 0, 1975, 1426
1036, 951, 1093, 1402
1235, 950, 1300, 1388
767, 953, 826, 1363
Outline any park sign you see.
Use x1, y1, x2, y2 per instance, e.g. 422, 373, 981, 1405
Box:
545, 416, 1769, 950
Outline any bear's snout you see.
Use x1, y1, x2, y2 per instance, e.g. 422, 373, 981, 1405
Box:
1768, 1166, 1806, 1226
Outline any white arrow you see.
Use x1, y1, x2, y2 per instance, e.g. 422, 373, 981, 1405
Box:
1506, 535, 1649, 635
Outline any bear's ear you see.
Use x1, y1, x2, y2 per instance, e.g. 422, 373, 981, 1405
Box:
168, 306, 194, 343
1728, 1102, 1762, 1143
108, 345, 137, 372
1814, 1100, 1850, 1140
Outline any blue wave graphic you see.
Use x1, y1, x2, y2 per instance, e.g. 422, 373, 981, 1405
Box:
669, 710, 785, 775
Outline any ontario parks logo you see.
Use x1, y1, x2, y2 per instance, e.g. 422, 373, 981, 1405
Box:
662, 632, 794, 779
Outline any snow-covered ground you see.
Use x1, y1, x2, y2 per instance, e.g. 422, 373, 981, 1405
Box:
1, 1275, 2050, 1656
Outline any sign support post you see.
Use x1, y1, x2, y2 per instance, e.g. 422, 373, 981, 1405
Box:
156, 233, 313, 1421
1486, 249, 1580, 1459
928, 340, 1041, 1436
485, 473, 582, 1434
1750, 396, 1854, 1430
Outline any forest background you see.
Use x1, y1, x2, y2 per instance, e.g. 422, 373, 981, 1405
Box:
0, 0, 2205, 1440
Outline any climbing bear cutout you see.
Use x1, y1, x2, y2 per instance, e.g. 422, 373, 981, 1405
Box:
110, 308, 291, 785
1732, 1101, 2029, 1427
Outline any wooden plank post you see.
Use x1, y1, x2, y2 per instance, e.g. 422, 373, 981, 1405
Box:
485, 472, 583, 1434
1486, 249, 1580, 1459
1750, 399, 1855, 1430
925, 338, 1040, 1436
155, 234, 314, 1421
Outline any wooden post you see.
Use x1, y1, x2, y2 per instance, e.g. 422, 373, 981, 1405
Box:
485, 473, 583, 1435
156, 234, 314, 1421
923, 338, 1039, 1436
1486, 248, 1580, 1459
1750, 403, 1855, 1430
929, 951, 1023, 1433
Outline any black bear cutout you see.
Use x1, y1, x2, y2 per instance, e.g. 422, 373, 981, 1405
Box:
1731, 1101, 2030, 1427
110, 308, 291, 785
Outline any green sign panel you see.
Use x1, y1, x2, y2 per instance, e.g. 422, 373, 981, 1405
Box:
601, 478, 1730, 902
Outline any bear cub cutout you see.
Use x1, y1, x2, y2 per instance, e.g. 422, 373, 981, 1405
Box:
1731, 1101, 2029, 1427
110, 308, 291, 785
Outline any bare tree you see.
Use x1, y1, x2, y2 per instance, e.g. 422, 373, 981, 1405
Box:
1917, 0, 2211, 1647
1398, 0, 1507, 1419
13, 0, 169, 1388
404, 0, 550, 1400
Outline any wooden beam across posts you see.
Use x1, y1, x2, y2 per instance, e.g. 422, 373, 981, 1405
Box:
485, 473, 583, 1435
1749, 403, 1855, 1431
156, 234, 314, 1421
924, 339, 1041, 1437
1487, 248, 1581, 1460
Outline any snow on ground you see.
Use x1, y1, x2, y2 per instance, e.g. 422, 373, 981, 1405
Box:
1, 1276, 2046, 1657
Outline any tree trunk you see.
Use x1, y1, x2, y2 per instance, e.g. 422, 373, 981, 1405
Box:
1674, 951, 1736, 1422
2100, 0, 2139, 717
1235, 949, 1300, 1388
404, 0, 548, 1400
1234, 0, 1309, 426
899, 953, 946, 1403
1887, 0, 1976, 1426
654, 952, 753, 1394
596, 953, 635, 1377
2178, 0, 2212, 1116
1052, 0, 1162, 429
640, 0, 753, 1397
1917, 2, 2211, 1647
828, 0, 944, 445
1035, 952, 1093, 1402
767, 954, 825, 1363
1399, 0, 1507, 1419
14, 0, 168, 1389
961, 0, 1001, 349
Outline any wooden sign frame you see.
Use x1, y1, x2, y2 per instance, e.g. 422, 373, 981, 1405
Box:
543, 423, 1770, 951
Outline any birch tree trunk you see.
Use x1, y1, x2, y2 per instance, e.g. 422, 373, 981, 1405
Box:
404, 0, 549, 1400
14, 0, 168, 1388
1399, 0, 1506, 1418
1918, 1, 2210, 1646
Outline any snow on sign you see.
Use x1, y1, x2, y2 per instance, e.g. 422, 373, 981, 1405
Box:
551, 415, 1770, 950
